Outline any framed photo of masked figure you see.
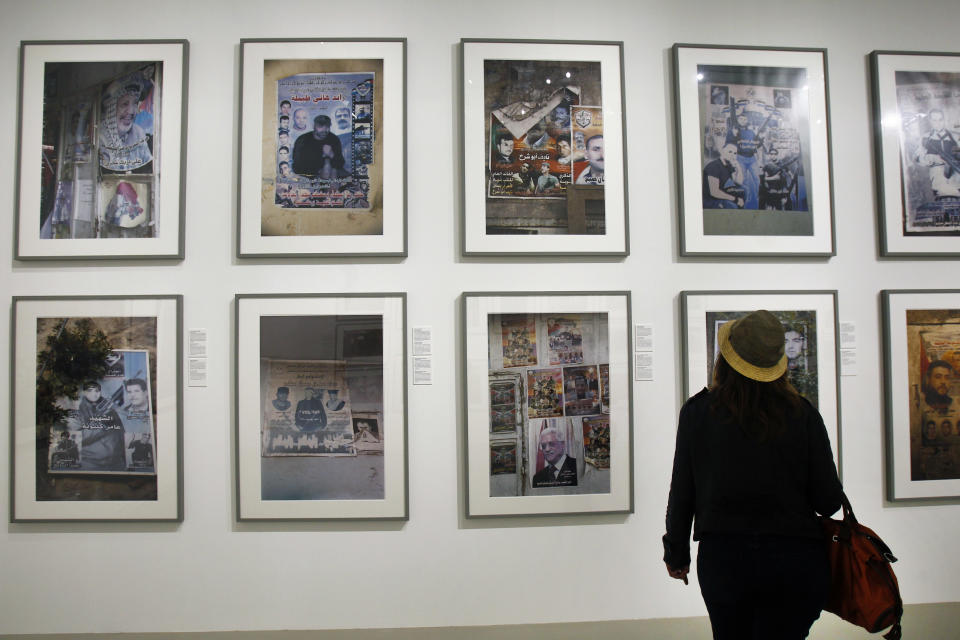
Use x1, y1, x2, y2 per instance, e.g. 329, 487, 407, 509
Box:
882, 290, 960, 500
680, 290, 841, 477
672, 44, 835, 256
11, 295, 182, 522
238, 39, 406, 258
15, 40, 188, 260
462, 291, 633, 517
871, 51, 960, 256
460, 39, 628, 256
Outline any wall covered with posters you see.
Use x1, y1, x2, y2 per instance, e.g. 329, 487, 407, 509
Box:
1, 0, 959, 635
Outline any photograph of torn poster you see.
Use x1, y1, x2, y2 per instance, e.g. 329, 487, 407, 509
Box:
882, 290, 960, 500
235, 293, 407, 520
463, 292, 632, 517
672, 44, 834, 256
238, 39, 406, 257
461, 40, 627, 256
694, 64, 813, 232
492, 313, 607, 495
871, 51, 960, 255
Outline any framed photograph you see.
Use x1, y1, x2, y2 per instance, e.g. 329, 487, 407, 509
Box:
235, 293, 407, 520
15, 40, 188, 260
672, 44, 835, 256
461, 39, 628, 256
680, 290, 841, 474
462, 291, 632, 517
11, 295, 182, 521
882, 290, 960, 500
871, 51, 960, 256
238, 39, 406, 257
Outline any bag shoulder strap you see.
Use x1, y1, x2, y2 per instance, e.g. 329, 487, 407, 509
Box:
841, 491, 857, 525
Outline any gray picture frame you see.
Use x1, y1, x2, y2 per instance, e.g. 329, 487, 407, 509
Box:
881, 289, 960, 502
672, 43, 836, 257
679, 289, 842, 480
15, 40, 189, 260
461, 291, 634, 518
11, 295, 183, 522
234, 292, 408, 521
871, 51, 960, 257
237, 38, 408, 259
460, 39, 630, 257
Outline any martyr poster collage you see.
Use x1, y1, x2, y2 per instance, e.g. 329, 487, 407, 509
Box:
8, 39, 960, 525
487, 313, 612, 498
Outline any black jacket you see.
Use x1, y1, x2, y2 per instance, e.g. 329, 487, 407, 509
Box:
663, 388, 842, 568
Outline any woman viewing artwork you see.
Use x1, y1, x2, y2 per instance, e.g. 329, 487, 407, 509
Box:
663, 310, 842, 639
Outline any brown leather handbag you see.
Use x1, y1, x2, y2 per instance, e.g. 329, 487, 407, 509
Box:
821, 493, 903, 639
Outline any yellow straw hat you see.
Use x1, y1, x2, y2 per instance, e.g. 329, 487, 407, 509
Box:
718, 310, 787, 382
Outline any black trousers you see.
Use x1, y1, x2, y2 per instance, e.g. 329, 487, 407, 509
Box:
696, 534, 829, 640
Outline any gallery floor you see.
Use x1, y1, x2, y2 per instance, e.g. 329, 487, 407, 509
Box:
2, 603, 957, 640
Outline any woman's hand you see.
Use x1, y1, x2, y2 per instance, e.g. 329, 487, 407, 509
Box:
665, 562, 689, 585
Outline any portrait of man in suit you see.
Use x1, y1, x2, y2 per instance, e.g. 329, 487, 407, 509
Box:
532, 427, 577, 488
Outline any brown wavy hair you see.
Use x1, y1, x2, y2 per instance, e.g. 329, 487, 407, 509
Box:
710, 353, 803, 440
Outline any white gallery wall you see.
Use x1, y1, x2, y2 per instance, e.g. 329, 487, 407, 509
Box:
1, 0, 959, 634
